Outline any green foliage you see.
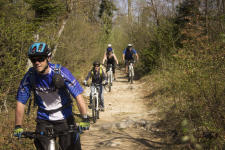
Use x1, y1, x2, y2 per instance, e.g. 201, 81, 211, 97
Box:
147, 0, 225, 148
0, 11, 34, 105
99, 0, 117, 39
25, 0, 66, 22
54, 11, 105, 80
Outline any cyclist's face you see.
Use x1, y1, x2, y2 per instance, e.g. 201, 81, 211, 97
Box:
30, 56, 49, 73
94, 65, 100, 71
128, 47, 132, 50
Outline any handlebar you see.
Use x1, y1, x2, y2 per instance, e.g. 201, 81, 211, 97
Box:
21, 125, 81, 139
129, 60, 136, 64
84, 83, 107, 87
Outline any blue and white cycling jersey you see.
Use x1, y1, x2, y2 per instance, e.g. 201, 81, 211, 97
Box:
16, 63, 83, 121
123, 48, 137, 60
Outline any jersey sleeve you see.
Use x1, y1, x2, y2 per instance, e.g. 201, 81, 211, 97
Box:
60, 67, 84, 98
123, 49, 126, 54
132, 49, 137, 54
16, 70, 32, 104
85, 71, 92, 81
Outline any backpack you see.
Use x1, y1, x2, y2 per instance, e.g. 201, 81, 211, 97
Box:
26, 64, 71, 115
91, 64, 103, 78
125, 48, 135, 60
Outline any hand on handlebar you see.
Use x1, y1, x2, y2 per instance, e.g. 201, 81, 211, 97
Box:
83, 80, 87, 86
102, 80, 108, 86
14, 125, 24, 138
79, 118, 90, 130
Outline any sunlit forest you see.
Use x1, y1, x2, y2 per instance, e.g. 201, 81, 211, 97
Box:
0, 0, 224, 149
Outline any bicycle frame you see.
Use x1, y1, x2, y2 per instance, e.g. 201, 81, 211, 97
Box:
91, 85, 99, 111
90, 83, 101, 123
128, 61, 134, 84
107, 64, 113, 92
107, 64, 113, 84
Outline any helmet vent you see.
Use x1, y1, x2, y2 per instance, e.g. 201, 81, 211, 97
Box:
38, 44, 43, 52
32, 46, 36, 53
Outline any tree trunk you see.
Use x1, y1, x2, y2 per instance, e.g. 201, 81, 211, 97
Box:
205, 0, 209, 35
26, 0, 76, 70
128, 0, 132, 23
149, 0, 159, 26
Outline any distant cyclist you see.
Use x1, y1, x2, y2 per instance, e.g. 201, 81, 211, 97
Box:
83, 61, 107, 111
102, 44, 119, 80
122, 44, 139, 74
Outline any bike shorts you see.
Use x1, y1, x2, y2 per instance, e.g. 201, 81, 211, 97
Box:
106, 63, 115, 74
34, 115, 81, 150
125, 59, 134, 66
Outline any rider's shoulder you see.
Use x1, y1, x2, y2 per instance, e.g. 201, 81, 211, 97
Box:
132, 48, 137, 53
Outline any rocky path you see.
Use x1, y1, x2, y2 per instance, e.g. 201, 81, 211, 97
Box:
81, 69, 162, 150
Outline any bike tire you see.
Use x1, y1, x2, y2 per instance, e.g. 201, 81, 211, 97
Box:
109, 82, 111, 92
96, 109, 100, 119
130, 75, 133, 84
92, 97, 97, 123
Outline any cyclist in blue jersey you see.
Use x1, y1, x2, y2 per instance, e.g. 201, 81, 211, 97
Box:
83, 61, 107, 111
122, 44, 139, 74
14, 42, 89, 150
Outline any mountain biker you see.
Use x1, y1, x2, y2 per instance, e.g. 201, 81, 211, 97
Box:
14, 42, 89, 150
102, 46, 119, 80
122, 44, 139, 74
83, 61, 107, 111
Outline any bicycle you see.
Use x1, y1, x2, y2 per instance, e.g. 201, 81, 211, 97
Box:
128, 60, 135, 84
20, 125, 82, 150
106, 64, 113, 92
86, 83, 106, 123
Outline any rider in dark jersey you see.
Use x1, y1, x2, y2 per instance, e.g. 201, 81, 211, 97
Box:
83, 61, 107, 111
102, 46, 119, 80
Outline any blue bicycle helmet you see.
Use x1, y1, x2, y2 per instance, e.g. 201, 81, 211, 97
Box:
28, 42, 51, 58
107, 47, 113, 52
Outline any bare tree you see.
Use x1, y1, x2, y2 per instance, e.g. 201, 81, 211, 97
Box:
128, 0, 132, 23
147, 0, 159, 26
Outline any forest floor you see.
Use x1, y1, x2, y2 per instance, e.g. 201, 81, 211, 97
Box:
81, 68, 171, 150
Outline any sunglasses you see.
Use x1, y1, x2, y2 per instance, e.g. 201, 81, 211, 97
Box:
30, 57, 46, 63
94, 65, 100, 67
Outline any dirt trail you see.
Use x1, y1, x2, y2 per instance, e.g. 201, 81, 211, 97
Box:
81, 69, 161, 150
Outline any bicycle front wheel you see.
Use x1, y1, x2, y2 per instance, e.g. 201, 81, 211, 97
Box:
92, 97, 97, 123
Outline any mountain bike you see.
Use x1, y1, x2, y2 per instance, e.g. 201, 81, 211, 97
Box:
106, 64, 113, 92
86, 83, 105, 123
20, 125, 81, 150
128, 60, 135, 84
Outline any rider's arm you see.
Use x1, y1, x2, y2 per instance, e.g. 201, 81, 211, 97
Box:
136, 53, 139, 61
102, 52, 107, 64
113, 54, 119, 64
15, 101, 25, 126
76, 94, 87, 116
122, 49, 126, 61
85, 71, 92, 81
15, 71, 32, 126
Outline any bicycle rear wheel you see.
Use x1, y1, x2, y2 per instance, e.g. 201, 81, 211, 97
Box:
108, 82, 111, 92
96, 108, 100, 119
130, 74, 133, 84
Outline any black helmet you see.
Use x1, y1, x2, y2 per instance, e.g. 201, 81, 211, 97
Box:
93, 61, 100, 67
